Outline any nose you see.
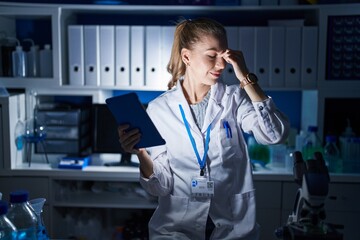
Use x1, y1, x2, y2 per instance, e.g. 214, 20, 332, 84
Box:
216, 57, 226, 69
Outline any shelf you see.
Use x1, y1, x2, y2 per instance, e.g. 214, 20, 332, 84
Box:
53, 191, 157, 209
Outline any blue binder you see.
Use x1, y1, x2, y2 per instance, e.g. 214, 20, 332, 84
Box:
105, 93, 166, 148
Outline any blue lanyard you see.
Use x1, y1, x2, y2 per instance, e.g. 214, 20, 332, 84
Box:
179, 104, 211, 176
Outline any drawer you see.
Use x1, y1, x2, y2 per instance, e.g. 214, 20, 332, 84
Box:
42, 123, 90, 139
35, 136, 90, 154
35, 108, 90, 126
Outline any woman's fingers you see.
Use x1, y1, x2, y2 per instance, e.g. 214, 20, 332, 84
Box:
222, 49, 249, 80
117, 125, 141, 153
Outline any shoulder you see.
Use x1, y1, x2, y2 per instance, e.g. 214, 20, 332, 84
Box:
147, 87, 177, 111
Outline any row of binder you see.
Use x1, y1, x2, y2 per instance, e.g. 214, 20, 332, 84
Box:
68, 25, 318, 89
68, 25, 174, 89
224, 26, 318, 88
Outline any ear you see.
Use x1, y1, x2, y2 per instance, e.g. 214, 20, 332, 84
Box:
181, 48, 190, 66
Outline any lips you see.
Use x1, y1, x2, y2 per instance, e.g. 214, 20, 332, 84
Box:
211, 72, 222, 78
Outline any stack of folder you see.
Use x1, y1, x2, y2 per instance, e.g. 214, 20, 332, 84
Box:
68, 25, 175, 90
68, 24, 318, 90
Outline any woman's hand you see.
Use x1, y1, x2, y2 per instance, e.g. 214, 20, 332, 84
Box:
118, 124, 154, 178
221, 49, 249, 82
117, 124, 141, 154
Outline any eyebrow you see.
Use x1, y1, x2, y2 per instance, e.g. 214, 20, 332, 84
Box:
205, 48, 226, 54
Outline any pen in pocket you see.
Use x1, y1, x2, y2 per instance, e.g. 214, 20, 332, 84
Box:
223, 120, 232, 139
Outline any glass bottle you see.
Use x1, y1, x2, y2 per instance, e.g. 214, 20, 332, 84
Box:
7, 190, 38, 240
0, 200, 17, 240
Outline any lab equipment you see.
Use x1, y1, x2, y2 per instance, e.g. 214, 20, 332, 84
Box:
302, 126, 323, 160
29, 198, 49, 240
275, 151, 343, 240
8, 37, 27, 78
0, 200, 17, 240
39, 44, 52, 78
324, 135, 341, 173
23, 90, 48, 166
23, 39, 40, 77
14, 94, 25, 163
7, 190, 38, 240
1, 37, 16, 77
247, 135, 270, 167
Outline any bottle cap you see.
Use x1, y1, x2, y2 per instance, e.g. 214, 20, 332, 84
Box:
325, 135, 337, 143
0, 200, 9, 215
9, 190, 29, 203
308, 126, 318, 132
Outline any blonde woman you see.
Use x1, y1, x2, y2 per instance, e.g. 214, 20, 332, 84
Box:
118, 18, 289, 239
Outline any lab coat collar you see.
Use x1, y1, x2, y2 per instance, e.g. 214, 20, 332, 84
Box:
167, 79, 225, 134
202, 82, 224, 133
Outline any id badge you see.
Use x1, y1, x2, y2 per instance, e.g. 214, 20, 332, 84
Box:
191, 176, 214, 198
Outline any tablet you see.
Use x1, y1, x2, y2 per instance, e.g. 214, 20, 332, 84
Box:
105, 93, 166, 148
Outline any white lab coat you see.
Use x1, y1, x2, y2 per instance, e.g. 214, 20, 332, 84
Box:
140, 80, 289, 240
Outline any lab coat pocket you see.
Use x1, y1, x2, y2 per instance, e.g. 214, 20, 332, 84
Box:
219, 118, 241, 160
230, 189, 256, 236
150, 194, 189, 233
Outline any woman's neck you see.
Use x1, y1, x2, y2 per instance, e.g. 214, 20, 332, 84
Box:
182, 78, 211, 104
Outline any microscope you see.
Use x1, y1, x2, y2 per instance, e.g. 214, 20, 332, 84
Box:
275, 151, 343, 240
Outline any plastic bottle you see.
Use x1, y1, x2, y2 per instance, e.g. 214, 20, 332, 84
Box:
1, 37, 16, 77
302, 126, 323, 160
23, 39, 40, 77
0, 200, 17, 240
9, 38, 27, 77
39, 44, 53, 78
7, 190, 38, 240
295, 130, 306, 152
324, 135, 341, 173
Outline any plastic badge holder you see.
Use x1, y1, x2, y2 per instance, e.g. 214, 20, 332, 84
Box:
58, 156, 91, 169
105, 93, 166, 148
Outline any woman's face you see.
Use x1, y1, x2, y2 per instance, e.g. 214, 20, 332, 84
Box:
185, 34, 228, 86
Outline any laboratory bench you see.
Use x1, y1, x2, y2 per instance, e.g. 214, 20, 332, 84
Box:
0, 162, 359, 240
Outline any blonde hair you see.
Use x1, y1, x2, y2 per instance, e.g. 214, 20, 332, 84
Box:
166, 18, 227, 90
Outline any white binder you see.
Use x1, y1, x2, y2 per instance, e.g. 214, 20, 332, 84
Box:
68, 25, 84, 86
161, 26, 175, 85
223, 26, 239, 85
115, 26, 130, 87
239, 27, 255, 73
269, 26, 285, 88
285, 26, 301, 88
99, 25, 115, 86
130, 26, 145, 87
84, 25, 100, 86
145, 26, 163, 90
254, 27, 270, 88
301, 26, 318, 89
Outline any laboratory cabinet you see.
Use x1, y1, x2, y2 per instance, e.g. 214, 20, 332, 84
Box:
1, 1, 360, 240
0, 1, 322, 91
0, 170, 359, 240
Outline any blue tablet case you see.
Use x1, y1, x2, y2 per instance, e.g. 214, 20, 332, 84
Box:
105, 93, 166, 148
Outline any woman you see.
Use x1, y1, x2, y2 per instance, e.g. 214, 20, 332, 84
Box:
118, 18, 289, 240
